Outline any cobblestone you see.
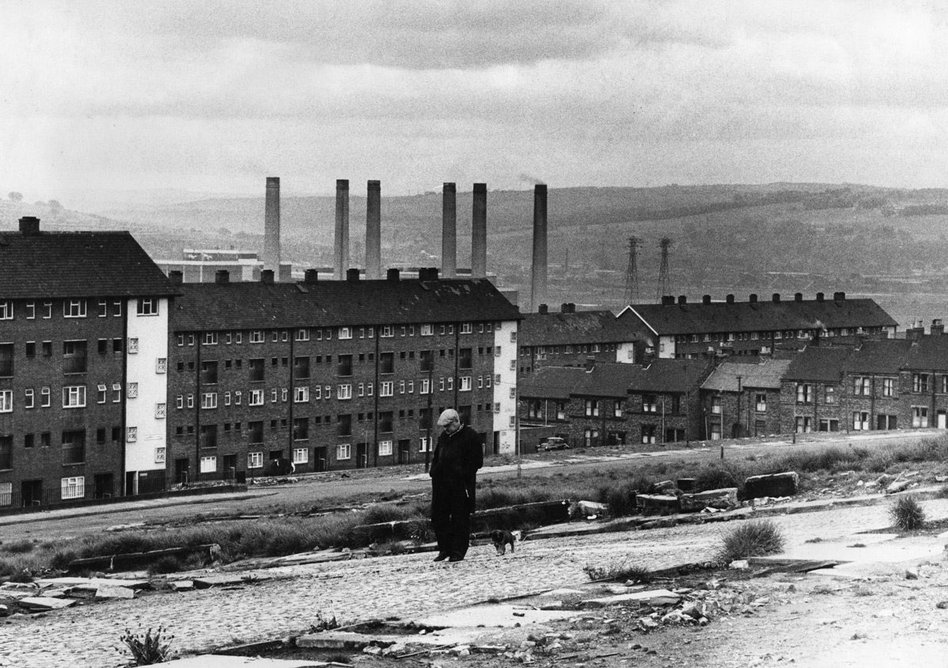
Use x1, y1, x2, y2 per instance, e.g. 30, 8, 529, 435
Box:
3, 500, 948, 667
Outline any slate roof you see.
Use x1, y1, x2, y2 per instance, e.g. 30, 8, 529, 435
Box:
520, 360, 711, 399
519, 366, 586, 399
0, 230, 174, 298
784, 346, 854, 382
170, 278, 521, 331
619, 298, 897, 336
701, 358, 793, 392
903, 335, 948, 371
844, 339, 914, 374
519, 310, 636, 346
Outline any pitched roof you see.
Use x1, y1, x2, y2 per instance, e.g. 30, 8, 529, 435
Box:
701, 358, 793, 392
903, 335, 948, 371
619, 297, 897, 336
0, 229, 174, 298
519, 366, 586, 399
170, 277, 521, 331
784, 346, 853, 382
519, 310, 636, 345
844, 339, 913, 374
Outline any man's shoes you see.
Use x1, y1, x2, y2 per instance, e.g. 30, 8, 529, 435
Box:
448, 555, 464, 562
433, 553, 449, 562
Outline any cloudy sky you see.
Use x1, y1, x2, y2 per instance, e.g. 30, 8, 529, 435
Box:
2, 0, 947, 204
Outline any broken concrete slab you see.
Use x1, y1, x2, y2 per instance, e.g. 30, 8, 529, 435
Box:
19, 597, 77, 612
416, 603, 578, 629
37, 577, 149, 590
745, 472, 799, 499
636, 494, 679, 514
679, 487, 738, 512
160, 656, 330, 667
581, 588, 681, 608
886, 479, 912, 494
0, 582, 40, 594
296, 631, 390, 650
192, 574, 269, 589
95, 585, 136, 600
170, 581, 194, 592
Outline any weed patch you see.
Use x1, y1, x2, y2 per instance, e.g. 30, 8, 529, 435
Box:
719, 520, 785, 563
890, 495, 926, 531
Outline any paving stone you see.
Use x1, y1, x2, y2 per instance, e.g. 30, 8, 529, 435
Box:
296, 631, 375, 649
581, 588, 680, 608
679, 487, 738, 512
0, 582, 40, 594
18, 597, 77, 612
95, 585, 136, 599
171, 580, 195, 592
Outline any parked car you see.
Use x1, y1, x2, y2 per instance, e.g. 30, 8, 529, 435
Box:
538, 436, 570, 451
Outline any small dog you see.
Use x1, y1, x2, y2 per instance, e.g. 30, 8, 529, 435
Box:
490, 529, 516, 555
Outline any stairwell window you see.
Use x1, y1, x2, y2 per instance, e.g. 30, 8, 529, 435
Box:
0, 390, 12, 413
0, 301, 11, 320
137, 298, 158, 316
64, 299, 87, 318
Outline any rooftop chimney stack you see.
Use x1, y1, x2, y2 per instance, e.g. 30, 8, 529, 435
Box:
472, 183, 487, 278
442, 183, 457, 278
334, 179, 350, 280
263, 177, 281, 276
530, 184, 548, 312
18, 216, 40, 235
365, 180, 381, 280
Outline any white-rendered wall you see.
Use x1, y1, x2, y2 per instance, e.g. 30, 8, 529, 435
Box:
492, 319, 519, 454
125, 297, 169, 474
616, 342, 637, 363
658, 335, 675, 359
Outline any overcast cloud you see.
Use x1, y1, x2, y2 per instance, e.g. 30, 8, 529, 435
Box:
1, 0, 947, 202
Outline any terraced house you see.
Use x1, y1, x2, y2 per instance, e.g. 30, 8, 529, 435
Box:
167, 268, 520, 482
0, 217, 175, 507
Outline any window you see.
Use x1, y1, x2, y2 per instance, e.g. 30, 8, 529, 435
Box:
824, 386, 836, 404
25, 388, 34, 409
43, 302, 52, 319
249, 358, 265, 381
137, 298, 158, 316
201, 392, 218, 409
62, 385, 86, 408
795, 416, 812, 433
62, 430, 85, 463
293, 418, 309, 441
248, 451, 264, 469
641, 425, 657, 444
200, 456, 217, 474
249, 389, 264, 406
202, 332, 218, 346
819, 418, 840, 432
0, 390, 11, 413
294, 356, 310, 379
63, 340, 88, 373
337, 384, 353, 400
419, 437, 432, 453
419, 379, 431, 395
379, 411, 393, 432
852, 411, 870, 431
913, 406, 929, 428
913, 373, 930, 393
25, 302, 35, 319
156, 358, 167, 374
249, 330, 265, 344
380, 352, 394, 374
338, 326, 352, 340
755, 393, 767, 412
155, 403, 166, 419
613, 401, 623, 418
882, 378, 894, 397
642, 395, 657, 413
380, 325, 394, 338
337, 414, 352, 436
294, 386, 310, 403
420, 323, 434, 336
248, 421, 264, 444
853, 377, 870, 396
584, 399, 599, 417
61, 476, 85, 500
0, 300, 11, 320
380, 381, 394, 397
64, 299, 87, 318
796, 383, 812, 404
41, 386, 51, 407
337, 443, 351, 460
460, 376, 472, 392
337, 354, 352, 376
295, 328, 310, 342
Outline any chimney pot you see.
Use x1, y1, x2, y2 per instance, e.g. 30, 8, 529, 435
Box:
702, 294, 711, 304
18, 216, 40, 235
749, 294, 758, 303
560, 303, 569, 313
677, 295, 687, 305
346, 268, 360, 282
169, 270, 183, 285
772, 293, 781, 303
215, 270, 230, 284
304, 269, 319, 284
833, 291, 845, 301
538, 303, 548, 314
261, 269, 274, 284
816, 292, 825, 302
568, 303, 576, 313
726, 294, 734, 304
661, 295, 675, 306
387, 268, 401, 282
795, 292, 803, 302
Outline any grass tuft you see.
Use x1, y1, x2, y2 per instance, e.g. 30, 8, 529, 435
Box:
719, 520, 785, 563
890, 495, 926, 531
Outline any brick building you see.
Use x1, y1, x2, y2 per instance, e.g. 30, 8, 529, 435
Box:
518, 304, 642, 375
842, 338, 911, 432
167, 268, 520, 482
519, 359, 711, 450
0, 217, 175, 507
700, 357, 792, 439
900, 331, 948, 430
779, 346, 853, 433
617, 292, 898, 360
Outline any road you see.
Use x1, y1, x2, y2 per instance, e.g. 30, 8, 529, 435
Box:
0, 428, 935, 544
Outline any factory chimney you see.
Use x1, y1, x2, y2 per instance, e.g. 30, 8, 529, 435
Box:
472, 183, 487, 278
334, 179, 350, 280
366, 180, 381, 279
263, 177, 281, 276
530, 184, 548, 311
442, 182, 457, 278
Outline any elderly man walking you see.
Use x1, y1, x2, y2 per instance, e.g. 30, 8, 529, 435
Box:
429, 409, 483, 562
